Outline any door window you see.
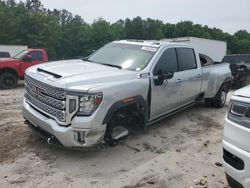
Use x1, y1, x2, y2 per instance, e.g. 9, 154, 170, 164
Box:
199, 53, 214, 66
153, 48, 178, 75
176, 48, 197, 71
29, 51, 43, 61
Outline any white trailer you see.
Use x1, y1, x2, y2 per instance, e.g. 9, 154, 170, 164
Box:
162, 37, 227, 62
0, 45, 28, 57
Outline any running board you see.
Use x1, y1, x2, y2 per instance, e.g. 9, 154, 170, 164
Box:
147, 102, 196, 127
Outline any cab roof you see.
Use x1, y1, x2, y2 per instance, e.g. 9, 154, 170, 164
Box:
115, 39, 191, 48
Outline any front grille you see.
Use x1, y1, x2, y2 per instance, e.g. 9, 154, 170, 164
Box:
25, 75, 67, 123
25, 92, 66, 122
25, 76, 66, 100
26, 84, 65, 110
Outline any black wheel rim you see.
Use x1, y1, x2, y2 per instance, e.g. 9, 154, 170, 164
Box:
2, 76, 15, 88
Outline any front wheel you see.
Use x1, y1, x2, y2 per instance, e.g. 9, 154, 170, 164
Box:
0, 72, 18, 89
204, 98, 212, 107
105, 111, 130, 146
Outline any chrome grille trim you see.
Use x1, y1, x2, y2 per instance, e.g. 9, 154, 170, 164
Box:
25, 84, 65, 110
25, 92, 66, 122
25, 75, 66, 100
25, 75, 79, 125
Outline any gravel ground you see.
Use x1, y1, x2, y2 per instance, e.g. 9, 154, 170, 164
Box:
0, 83, 231, 188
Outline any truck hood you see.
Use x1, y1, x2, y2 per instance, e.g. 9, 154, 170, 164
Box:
233, 85, 250, 98
28, 59, 138, 92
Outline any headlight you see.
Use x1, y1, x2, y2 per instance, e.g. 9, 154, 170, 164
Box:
228, 100, 249, 117
78, 92, 103, 115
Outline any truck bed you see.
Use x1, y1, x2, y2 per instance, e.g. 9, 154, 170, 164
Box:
201, 63, 231, 98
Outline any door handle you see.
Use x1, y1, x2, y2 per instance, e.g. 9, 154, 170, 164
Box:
197, 74, 201, 77
176, 79, 182, 83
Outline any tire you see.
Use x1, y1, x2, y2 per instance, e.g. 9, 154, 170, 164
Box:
211, 87, 227, 108
0, 72, 18, 89
204, 98, 212, 107
105, 111, 130, 146
239, 79, 247, 88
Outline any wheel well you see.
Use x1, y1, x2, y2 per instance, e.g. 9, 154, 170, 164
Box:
205, 78, 231, 101
222, 80, 231, 93
105, 103, 146, 137
0, 68, 18, 77
103, 96, 148, 129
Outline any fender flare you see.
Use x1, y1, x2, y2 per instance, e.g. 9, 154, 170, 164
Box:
221, 76, 232, 93
0, 67, 18, 77
102, 95, 148, 125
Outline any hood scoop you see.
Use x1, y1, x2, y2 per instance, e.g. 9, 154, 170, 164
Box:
37, 68, 62, 79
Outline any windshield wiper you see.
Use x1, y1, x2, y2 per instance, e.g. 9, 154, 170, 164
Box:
100, 63, 122, 69
82, 57, 93, 63
82, 58, 122, 69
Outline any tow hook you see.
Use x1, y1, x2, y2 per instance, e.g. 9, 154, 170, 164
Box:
47, 136, 55, 145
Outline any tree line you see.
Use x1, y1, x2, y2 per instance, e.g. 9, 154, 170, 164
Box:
0, 0, 250, 61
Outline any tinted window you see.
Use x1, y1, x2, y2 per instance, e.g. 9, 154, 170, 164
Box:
0, 52, 10, 58
176, 48, 197, 71
29, 51, 43, 61
153, 48, 178, 75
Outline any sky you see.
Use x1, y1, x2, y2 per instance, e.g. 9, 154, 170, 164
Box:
38, 0, 250, 34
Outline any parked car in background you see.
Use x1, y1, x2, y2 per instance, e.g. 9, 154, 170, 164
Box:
223, 54, 250, 88
23, 40, 231, 148
0, 49, 48, 89
0, 52, 11, 58
223, 54, 250, 72
223, 85, 250, 188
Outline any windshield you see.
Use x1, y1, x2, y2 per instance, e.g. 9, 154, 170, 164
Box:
13, 50, 29, 59
88, 43, 158, 71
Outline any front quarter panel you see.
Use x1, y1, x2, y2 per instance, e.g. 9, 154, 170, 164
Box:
89, 77, 149, 126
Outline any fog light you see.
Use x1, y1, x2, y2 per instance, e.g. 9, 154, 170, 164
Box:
74, 131, 85, 144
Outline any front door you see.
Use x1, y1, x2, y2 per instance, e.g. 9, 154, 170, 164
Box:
150, 48, 183, 120
21, 51, 44, 76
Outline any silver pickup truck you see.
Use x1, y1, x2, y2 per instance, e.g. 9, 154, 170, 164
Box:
22, 40, 231, 147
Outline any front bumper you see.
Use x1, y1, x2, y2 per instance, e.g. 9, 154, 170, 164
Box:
223, 140, 250, 188
223, 116, 250, 187
22, 98, 107, 148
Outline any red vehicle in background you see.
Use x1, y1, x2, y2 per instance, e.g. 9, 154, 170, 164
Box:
0, 48, 48, 89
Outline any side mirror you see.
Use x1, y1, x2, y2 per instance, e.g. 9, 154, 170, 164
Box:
23, 54, 32, 62
157, 71, 174, 81
165, 72, 174, 80
154, 71, 174, 85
